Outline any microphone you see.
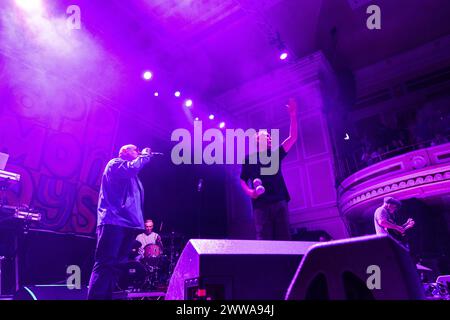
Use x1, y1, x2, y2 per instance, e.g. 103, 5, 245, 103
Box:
140, 147, 164, 156
253, 178, 265, 196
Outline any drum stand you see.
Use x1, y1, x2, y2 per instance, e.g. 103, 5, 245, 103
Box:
140, 260, 160, 290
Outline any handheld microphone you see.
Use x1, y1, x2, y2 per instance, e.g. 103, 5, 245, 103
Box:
151, 152, 164, 156
253, 178, 265, 196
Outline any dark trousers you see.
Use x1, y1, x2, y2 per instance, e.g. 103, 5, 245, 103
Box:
87, 224, 137, 300
253, 200, 291, 240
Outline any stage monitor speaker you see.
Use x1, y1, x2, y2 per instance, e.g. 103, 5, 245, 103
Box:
14, 285, 88, 300
165, 239, 316, 300
286, 235, 425, 300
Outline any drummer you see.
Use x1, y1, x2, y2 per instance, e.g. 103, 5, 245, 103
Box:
135, 219, 163, 261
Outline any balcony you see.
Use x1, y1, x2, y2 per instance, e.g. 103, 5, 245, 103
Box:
338, 143, 450, 217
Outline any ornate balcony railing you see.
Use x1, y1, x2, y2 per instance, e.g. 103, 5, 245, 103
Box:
338, 143, 450, 216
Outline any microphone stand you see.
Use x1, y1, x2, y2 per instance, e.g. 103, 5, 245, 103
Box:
168, 231, 176, 281
197, 179, 204, 238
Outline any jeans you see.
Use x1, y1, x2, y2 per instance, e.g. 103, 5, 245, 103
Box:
87, 224, 137, 300
253, 200, 291, 240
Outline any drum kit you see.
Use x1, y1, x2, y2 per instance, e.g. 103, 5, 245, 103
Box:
118, 232, 184, 292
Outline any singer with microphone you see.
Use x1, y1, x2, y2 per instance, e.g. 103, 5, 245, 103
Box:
88, 144, 153, 300
240, 98, 298, 241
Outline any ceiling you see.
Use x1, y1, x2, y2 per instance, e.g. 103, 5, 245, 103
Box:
110, 0, 450, 94
4, 0, 450, 105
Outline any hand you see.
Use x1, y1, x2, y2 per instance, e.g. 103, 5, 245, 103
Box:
141, 147, 152, 156
250, 189, 261, 199
138, 247, 144, 256
405, 218, 415, 230
286, 98, 297, 115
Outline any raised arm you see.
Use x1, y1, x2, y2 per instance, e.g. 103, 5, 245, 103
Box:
281, 98, 298, 153
113, 148, 152, 178
377, 216, 405, 234
118, 155, 151, 176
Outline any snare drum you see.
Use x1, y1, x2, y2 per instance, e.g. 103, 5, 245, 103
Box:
144, 243, 162, 258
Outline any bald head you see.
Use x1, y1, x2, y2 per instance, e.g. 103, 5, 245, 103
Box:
119, 144, 139, 161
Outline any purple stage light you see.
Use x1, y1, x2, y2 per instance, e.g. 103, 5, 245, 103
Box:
279, 52, 288, 60
194, 117, 199, 121
208, 114, 215, 120
174, 91, 181, 97
154, 91, 159, 97
142, 71, 153, 80
185, 99, 193, 107
219, 121, 226, 128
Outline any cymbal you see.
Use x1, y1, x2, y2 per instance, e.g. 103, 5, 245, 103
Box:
416, 264, 433, 271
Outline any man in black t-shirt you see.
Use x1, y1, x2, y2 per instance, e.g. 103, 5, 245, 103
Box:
240, 98, 298, 240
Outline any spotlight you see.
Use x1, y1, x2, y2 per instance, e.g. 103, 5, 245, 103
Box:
279, 52, 288, 60
142, 71, 152, 80
154, 92, 159, 97
184, 99, 193, 108
174, 91, 181, 97
219, 121, 226, 129
194, 117, 199, 121
208, 114, 215, 120
15, 0, 43, 13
